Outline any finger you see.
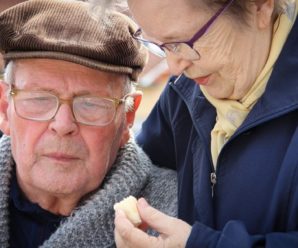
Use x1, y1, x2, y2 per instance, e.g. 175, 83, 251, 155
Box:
114, 229, 128, 248
114, 209, 134, 248
114, 209, 161, 248
137, 198, 177, 234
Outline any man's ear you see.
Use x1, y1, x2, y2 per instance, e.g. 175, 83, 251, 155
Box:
119, 91, 143, 147
0, 81, 10, 135
126, 91, 142, 127
255, 0, 275, 29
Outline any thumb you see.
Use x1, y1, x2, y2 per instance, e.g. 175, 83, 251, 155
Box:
137, 198, 175, 235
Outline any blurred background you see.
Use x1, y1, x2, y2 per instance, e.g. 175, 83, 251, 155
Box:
0, 0, 170, 134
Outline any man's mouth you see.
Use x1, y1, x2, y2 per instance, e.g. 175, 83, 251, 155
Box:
44, 153, 79, 162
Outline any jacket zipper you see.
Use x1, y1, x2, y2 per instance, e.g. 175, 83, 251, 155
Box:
210, 172, 217, 198
170, 76, 218, 197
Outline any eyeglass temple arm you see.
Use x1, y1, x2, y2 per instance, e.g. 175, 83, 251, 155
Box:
187, 0, 235, 45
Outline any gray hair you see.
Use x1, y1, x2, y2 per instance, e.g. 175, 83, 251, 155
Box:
200, 0, 295, 22
94, 0, 296, 23
88, 0, 128, 12
3, 60, 135, 112
3, 61, 15, 85
88, 0, 128, 21
122, 77, 136, 113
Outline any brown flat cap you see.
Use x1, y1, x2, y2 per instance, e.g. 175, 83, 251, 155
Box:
0, 0, 148, 81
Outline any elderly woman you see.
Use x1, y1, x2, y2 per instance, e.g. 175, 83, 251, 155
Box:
111, 0, 298, 247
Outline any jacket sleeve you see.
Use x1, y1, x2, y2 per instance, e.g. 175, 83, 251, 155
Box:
136, 83, 176, 170
186, 221, 298, 248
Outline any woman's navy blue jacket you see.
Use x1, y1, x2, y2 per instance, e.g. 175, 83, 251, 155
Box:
137, 18, 298, 248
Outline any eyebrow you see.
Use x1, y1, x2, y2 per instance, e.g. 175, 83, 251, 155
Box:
139, 20, 201, 44
141, 29, 178, 44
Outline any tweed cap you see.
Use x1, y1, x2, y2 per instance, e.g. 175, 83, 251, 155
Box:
0, 0, 148, 81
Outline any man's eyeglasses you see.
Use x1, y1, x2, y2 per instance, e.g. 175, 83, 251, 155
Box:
10, 87, 129, 126
132, 0, 234, 60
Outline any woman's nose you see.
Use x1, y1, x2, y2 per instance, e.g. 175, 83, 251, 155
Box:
165, 51, 193, 75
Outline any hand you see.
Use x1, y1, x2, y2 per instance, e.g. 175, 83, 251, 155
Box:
114, 198, 191, 248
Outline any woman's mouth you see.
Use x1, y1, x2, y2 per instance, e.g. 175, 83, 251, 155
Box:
194, 75, 211, 85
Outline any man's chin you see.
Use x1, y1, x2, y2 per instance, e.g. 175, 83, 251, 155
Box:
30, 169, 88, 196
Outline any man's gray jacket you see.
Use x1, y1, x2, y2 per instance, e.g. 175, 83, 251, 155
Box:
0, 135, 177, 247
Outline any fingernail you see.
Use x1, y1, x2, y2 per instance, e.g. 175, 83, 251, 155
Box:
138, 198, 149, 208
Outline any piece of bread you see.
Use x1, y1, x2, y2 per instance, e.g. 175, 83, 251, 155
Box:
114, 196, 142, 226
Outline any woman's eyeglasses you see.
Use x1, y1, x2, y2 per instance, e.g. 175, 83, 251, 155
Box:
132, 0, 235, 60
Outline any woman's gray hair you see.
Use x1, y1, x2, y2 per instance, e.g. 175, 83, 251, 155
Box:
88, 0, 295, 24
201, 0, 296, 21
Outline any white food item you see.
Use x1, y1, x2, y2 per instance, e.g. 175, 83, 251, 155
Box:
114, 196, 142, 226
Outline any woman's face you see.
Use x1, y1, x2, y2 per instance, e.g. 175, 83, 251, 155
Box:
128, 0, 273, 100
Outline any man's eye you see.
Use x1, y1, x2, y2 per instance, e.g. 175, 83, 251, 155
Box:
34, 97, 51, 101
24, 97, 52, 104
81, 101, 100, 108
82, 101, 112, 110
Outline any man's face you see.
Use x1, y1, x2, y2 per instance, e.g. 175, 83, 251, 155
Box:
4, 59, 130, 201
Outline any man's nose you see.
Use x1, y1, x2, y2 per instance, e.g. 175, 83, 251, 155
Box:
48, 103, 79, 136
165, 51, 193, 75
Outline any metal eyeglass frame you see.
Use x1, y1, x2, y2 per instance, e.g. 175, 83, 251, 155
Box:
9, 86, 128, 126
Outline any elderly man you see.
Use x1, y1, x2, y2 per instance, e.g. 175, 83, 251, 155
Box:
0, 0, 177, 247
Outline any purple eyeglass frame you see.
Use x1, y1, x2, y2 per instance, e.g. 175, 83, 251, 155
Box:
133, 0, 235, 57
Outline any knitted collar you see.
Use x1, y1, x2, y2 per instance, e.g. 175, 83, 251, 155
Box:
0, 135, 152, 248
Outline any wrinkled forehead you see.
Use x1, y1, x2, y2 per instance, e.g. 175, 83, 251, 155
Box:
128, 0, 207, 41
10, 59, 126, 96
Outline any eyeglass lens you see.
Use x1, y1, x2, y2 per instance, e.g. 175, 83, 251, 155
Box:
12, 90, 120, 126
